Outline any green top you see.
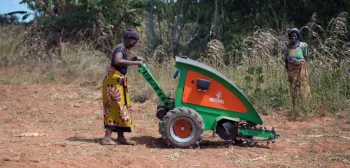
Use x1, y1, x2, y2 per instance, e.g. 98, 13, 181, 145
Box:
285, 42, 308, 62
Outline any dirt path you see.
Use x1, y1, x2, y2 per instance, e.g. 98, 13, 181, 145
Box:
0, 82, 349, 168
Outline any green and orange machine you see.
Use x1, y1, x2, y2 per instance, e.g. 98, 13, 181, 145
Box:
138, 56, 279, 148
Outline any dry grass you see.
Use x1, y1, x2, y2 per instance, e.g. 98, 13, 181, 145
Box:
0, 25, 26, 66
1, 42, 109, 87
1, 12, 349, 121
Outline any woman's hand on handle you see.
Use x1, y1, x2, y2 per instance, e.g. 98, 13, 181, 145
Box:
135, 56, 143, 61
135, 61, 144, 67
130, 56, 143, 61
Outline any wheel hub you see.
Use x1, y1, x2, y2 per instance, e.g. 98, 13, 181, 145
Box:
170, 117, 196, 143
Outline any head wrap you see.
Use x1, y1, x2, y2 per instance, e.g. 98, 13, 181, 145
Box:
288, 28, 300, 40
123, 28, 139, 40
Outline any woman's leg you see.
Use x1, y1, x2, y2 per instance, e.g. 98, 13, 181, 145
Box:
105, 128, 113, 138
117, 131, 135, 145
287, 70, 297, 107
300, 64, 312, 105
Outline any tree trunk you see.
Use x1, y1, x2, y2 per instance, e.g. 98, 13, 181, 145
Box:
211, 0, 219, 40
168, 0, 182, 54
183, 8, 200, 49
147, 0, 157, 47
221, 0, 224, 39
156, 0, 163, 43
193, 9, 200, 39
255, 0, 259, 28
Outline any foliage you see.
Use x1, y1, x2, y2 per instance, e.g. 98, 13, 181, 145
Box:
0, 13, 22, 25
15, 0, 146, 59
7, 0, 349, 61
141, 0, 350, 63
0, 15, 11, 26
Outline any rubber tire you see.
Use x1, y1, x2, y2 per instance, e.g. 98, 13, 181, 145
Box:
160, 107, 204, 148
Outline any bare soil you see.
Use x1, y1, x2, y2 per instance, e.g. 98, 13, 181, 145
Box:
0, 68, 349, 168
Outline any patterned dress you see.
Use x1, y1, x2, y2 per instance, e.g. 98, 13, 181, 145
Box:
284, 42, 312, 107
102, 45, 133, 132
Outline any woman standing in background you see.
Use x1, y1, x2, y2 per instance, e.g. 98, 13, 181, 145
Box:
284, 28, 312, 110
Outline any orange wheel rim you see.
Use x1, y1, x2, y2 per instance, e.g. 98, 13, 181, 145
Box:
172, 119, 192, 138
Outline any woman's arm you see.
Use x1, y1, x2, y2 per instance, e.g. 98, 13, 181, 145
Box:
300, 42, 308, 60
128, 56, 143, 61
113, 52, 142, 67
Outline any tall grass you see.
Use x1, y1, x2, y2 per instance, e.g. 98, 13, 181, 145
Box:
0, 12, 349, 121
0, 30, 109, 86
0, 25, 26, 66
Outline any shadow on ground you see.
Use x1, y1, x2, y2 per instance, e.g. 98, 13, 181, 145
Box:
130, 136, 271, 149
66, 136, 102, 144
130, 136, 168, 148
66, 136, 271, 149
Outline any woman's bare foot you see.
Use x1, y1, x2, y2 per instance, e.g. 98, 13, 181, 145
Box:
101, 137, 118, 145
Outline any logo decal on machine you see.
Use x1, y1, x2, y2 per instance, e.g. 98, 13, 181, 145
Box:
209, 91, 225, 104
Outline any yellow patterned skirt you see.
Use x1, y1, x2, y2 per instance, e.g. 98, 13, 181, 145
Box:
102, 67, 133, 132
286, 61, 312, 107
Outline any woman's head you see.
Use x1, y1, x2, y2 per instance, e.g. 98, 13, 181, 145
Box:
288, 28, 300, 43
123, 28, 139, 49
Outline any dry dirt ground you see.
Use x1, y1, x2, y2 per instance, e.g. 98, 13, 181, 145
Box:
0, 69, 350, 168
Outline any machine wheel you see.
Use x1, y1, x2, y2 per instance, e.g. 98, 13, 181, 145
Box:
160, 107, 204, 148
156, 105, 167, 120
216, 120, 238, 141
